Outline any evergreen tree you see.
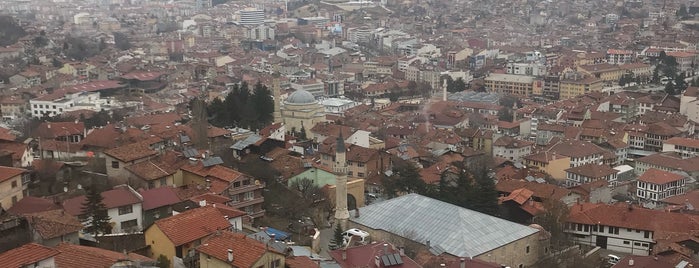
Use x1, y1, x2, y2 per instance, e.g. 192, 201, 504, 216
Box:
331, 224, 344, 246
382, 160, 426, 197
664, 81, 676, 95
452, 77, 466, 92
471, 166, 499, 216
81, 187, 111, 235
251, 81, 275, 129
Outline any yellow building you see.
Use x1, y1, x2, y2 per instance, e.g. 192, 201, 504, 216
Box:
577, 64, 624, 86
559, 76, 603, 100
484, 73, 536, 96
144, 207, 232, 268
197, 231, 286, 268
0, 166, 27, 210
523, 152, 571, 181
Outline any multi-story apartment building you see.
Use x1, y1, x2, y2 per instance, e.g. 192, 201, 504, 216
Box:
565, 163, 618, 187
484, 73, 537, 97
606, 49, 635, 65
666, 51, 697, 76
493, 136, 534, 162
290, 79, 325, 97
506, 62, 547, 76
636, 168, 687, 206
559, 76, 603, 100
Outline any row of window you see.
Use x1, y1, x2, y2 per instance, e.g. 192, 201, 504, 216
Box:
569, 223, 651, 238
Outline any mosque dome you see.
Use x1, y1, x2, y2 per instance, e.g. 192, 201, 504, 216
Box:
285, 90, 316, 104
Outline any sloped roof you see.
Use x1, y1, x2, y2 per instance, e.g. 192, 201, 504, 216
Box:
0, 166, 26, 183
638, 168, 686, 184
6, 196, 60, 215
152, 206, 231, 246
55, 243, 153, 268
62, 186, 142, 216
350, 194, 539, 258
139, 187, 181, 210
26, 209, 83, 239
198, 231, 283, 267
0, 243, 60, 268
103, 140, 159, 163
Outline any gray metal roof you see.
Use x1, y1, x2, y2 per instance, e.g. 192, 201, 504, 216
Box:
350, 194, 539, 258
230, 134, 263, 150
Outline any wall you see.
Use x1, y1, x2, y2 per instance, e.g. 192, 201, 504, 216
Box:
0, 175, 24, 210
475, 233, 544, 268
566, 223, 652, 255
145, 225, 176, 268
108, 203, 143, 233
40, 232, 80, 247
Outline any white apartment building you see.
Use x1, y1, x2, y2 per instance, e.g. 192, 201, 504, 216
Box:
506, 62, 547, 76
238, 8, 265, 26
636, 168, 687, 206
492, 136, 534, 162
606, 49, 634, 65
566, 206, 654, 256
30, 91, 101, 117
244, 24, 275, 40
291, 79, 325, 98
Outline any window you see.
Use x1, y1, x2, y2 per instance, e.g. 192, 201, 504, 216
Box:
243, 179, 251, 186
272, 259, 281, 268
244, 192, 254, 200
148, 181, 155, 189
111, 161, 119, 168
357, 162, 365, 167
525, 246, 530, 254
160, 178, 167, 186
118, 205, 133, 215
348, 171, 353, 176
644, 231, 650, 238
233, 181, 241, 188
121, 219, 137, 231
634, 242, 641, 246
584, 225, 589, 232
12, 196, 17, 204
11, 180, 17, 188
623, 241, 630, 245
231, 194, 239, 202
642, 243, 648, 247
358, 172, 365, 178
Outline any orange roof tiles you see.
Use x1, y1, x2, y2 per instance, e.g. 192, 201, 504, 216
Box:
55, 243, 153, 268
62, 186, 142, 216
664, 137, 699, 149
26, 209, 83, 240
104, 140, 159, 162
567, 203, 699, 233
153, 206, 231, 246
0, 166, 26, 183
0, 243, 59, 268
198, 231, 282, 267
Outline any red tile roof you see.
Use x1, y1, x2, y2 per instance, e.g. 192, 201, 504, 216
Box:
62, 185, 142, 216
152, 206, 231, 246
638, 168, 686, 185
329, 241, 422, 268
286, 256, 320, 268
34, 121, 85, 138
138, 187, 181, 210
0, 165, 26, 183
104, 139, 159, 162
7, 196, 60, 215
26, 209, 83, 239
198, 231, 283, 267
664, 137, 699, 149
567, 203, 699, 233
55, 243, 153, 268
0, 243, 60, 268
565, 163, 617, 179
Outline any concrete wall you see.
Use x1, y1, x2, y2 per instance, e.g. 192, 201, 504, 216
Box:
0, 175, 23, 210
145, 225, 176, 268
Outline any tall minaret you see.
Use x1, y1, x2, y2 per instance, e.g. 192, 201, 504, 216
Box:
334, 132, 350, 228
272, 65, 282, 124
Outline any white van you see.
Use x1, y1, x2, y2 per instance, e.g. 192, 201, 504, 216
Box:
607, 254, 620, 265
342, 228, 370, 245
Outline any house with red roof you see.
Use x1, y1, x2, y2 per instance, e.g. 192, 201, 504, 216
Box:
55, 243, 154, 268
144, 206, 231, 267
196, 231, 286, 268
138, 186, 182, 228
636, 169, 688, 207
0, 243, 59, 268
565, 202, 699, 255
0, 166, 28, 210
62, 184, 143, 233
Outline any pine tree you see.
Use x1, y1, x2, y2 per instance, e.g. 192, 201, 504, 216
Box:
331, 224, 344, 246
81, 187, 112, 235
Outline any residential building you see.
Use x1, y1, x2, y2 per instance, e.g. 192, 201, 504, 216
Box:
577, 64, 624, 86
484, 73, 537, 97
493, 136, 534, 162
662, 137, 699, 158
524, 138, 606, 180
196, 231, 286, 268
62, 185, 144, 233
29, 81, 125, 118
565, 163, 618, 187
180, 161, 265, 219
349, 194, 546, 268
506, 62, 547, 76
144, 206, 231, 267
24, 209, 83, 247
606, 49, 635, 65
636, 169, 687, 206
0, 166, 28, 210
559, 76, 603, 100
139, 187, 182, 228
635, 152, 699, 177
565, 203, 699, 255
104, 139, 160, 182
0, 243, 59, 268
666, 51, 697, 76
318, 143, 389, 180
0, 96, 27, 121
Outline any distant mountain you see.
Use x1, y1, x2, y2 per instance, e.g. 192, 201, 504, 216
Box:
0, 16, 26, 47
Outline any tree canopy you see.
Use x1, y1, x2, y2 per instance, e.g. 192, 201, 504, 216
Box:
207, 81, 275, 130
0, 16, 26, 46
81, 187, 112, 235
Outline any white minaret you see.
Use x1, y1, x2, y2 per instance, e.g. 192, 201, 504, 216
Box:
272, 68, 282, 124
442, 78, 448, 101
334, 132, 350, 228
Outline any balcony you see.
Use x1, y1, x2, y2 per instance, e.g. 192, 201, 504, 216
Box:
228, 183, 265, 195
230, 197, 264, 209
248, 209, 266, 219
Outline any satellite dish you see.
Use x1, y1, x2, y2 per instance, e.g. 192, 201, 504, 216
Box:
63, 187, 68, 192
77, 184, 82, 190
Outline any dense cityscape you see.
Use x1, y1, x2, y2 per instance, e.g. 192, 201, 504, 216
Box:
1, 0, 699, 267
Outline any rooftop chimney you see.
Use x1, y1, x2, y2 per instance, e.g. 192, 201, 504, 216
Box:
342, 250, 347, 260
460, 258, 466, 268
227, 249, 233, 262
383, 243, 388, 254
629, 258, 634, 266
